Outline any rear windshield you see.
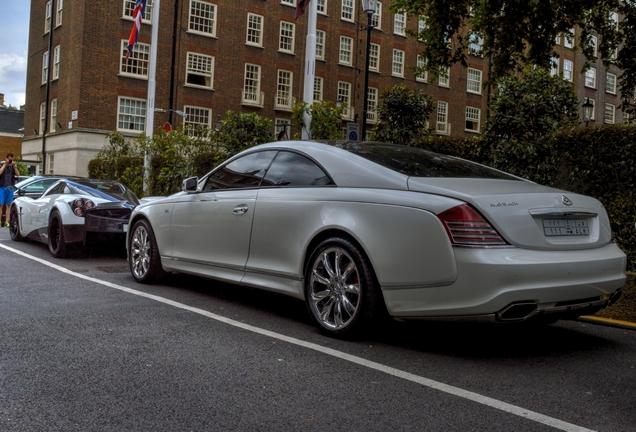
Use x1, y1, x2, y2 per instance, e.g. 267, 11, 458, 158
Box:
67, 180, 140, 206
340, 142, 520, 180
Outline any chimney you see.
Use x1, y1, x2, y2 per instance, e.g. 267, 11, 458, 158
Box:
0, 93, 4, 107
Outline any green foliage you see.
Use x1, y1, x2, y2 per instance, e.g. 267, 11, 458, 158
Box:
292, 100, 345, 140
414, 135, 489, 164
216, 111, 275, 157
372, 85, 434, 145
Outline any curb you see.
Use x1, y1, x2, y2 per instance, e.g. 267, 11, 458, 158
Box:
578, 315, 636, 331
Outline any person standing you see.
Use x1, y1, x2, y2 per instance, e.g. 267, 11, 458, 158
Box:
0, 153, 20, 227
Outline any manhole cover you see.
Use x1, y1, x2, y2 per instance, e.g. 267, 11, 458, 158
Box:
97, 266, 130, 274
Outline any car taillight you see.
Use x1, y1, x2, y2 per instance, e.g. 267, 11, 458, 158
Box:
70, 199, 96, 218
437, 204, 509, 247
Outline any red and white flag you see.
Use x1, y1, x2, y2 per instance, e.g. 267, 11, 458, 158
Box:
295, 0, 311, 19
126, 0, 147, 58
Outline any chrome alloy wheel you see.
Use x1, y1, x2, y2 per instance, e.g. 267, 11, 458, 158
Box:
308, 246, 361, 330
130, 225, 151, 279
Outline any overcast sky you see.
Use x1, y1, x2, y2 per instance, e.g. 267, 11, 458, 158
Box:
0, 1, 30, 108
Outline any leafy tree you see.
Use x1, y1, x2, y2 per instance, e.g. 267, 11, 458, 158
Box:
216, 111, 275, 156
372, 85, 434, 145
390, 0, 636, 111
292, 100, 345, 139
484, 66, 580, 183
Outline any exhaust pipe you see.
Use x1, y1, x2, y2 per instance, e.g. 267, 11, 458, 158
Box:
497, 302, 538, 322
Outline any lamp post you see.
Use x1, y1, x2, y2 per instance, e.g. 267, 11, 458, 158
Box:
361, 0, 377, 141
582, 98, 593, 127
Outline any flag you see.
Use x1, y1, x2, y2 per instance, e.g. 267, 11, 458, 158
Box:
126, 0, 147, 59
295, 0, 311, 19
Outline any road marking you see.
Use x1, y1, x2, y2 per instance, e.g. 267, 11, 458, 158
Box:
0, 243, 595, 432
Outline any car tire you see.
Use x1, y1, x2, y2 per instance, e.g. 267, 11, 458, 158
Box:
305, 237, 381, 337
9, 206, 24, 242
48, 210, 67, 258
129, 219, 166, 284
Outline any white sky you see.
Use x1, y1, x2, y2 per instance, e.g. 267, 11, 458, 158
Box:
0, 1, 30, 108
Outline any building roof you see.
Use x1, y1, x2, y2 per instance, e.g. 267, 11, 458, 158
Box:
0, 107, 24, 134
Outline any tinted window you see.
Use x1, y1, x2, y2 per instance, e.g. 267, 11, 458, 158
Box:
341, 142, 520, 180
23, 180, 51, 194
43, 182, 67, 196
204, 151, 277, 191
262, 151, 333, 187
66, 181, 140, 205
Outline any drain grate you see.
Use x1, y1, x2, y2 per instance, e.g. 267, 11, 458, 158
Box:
97, 266, 130, 274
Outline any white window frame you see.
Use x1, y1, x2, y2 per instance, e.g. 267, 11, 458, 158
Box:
314, 76, 323, 101
590, 35, 598, 57
316, 30, 325, 60
587, 99, 596, 120
120, 40, 150, 78
468, 33, 483, 57
50, 99, 58, 132
438, 66, 450, 87
418, 18, 426, 40
246, 13, 264, 47
437, 101, 450, 135
394, 12, 406, 36
47, 153, 55, 175
243, 63, 263, 106
341, 0, 354, 22
281, 0, 295, 5
550, 56, 559, 76
392, 49, 405, 77
275, 70, 294, 110
467, 68, 482, 94
338, 81, 353, 120
45, 1, 52, 33
610, 12, 619, 29
371, 2, 382, 29
123, 0, 154, 22
55, 0, 63, 27
339, 36, 353, 66
42, 52, 49, 84
369, 43, 380, 72
605, 103, 616, 124
585, 67, 596, 88
606, 72, 617, 94
185, 52, 215, 89
416, 55, 428, 82
188, 0, 217, 37
53, 45, 60, 80
279, 21, 296, 53
183, 105, 212, 136
465, 106, 480, 133
117, 97, 147, 133
317, 0, 327, 15
366, 87, 378, 124
563, 59, 573, 82
564, 28, 575, 48
39, 103, 46, 134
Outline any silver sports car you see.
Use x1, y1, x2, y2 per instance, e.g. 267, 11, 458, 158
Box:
127, 141, 626, 335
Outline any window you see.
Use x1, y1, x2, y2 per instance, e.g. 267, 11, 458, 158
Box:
50, 99, 58, 132
585, 67, 596, 88
338, 81, 352, 120
39, 103, 46, 134
275, 118, 289, 139
437, 101, 449, 134
341, 0, 354, 21
117, 97, 146, 132
124, 0, 153, 21
47, 153, 54, 175
275, 70, 293, 110
564, 28, 575, 48
555, 34, 560, 45
392, 49, 404, 77
185, 52, 214, 88
609, 12, 619, 29
120, 40, 150, 77
394, 12, 406, 35
605, 104, 616, 124
243, 63, 262, 105
563, 59, 573, 82
590, 35, 598, 57
184, 106, 211, 136
586, 99, 596, 120
45, 1, 52, 33
465, 107, 480, 132
53, 45, 60, 80
371, 3, 382, 28
339, 36, 353, 65
55, 0, 63, 27
279, 21, 295, 53
606, 72, 617, 94
369, 43, 380, 72
314, 76, 323, 101
439, 66, 449, 87
550, 56, 559, 76
42, 52, 49, 84
467, 68, 482, 94
246, 14, 263, 46
204, 151, 277, 191
262, 151, 333, 187
281, 0, 295, 5
189, 0, 217, 37
317, 0, 327, 14
468, 33, 483, 56
418, 18, 426, 40
316, 30, 325, 60
367, 87, 378, 123
416, 55, 427, 82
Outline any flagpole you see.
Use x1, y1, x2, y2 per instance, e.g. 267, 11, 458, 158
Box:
144, 0, 160, 196
301, 0, 317, 140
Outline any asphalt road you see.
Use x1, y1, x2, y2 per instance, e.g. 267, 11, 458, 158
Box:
0, 229, 634, 432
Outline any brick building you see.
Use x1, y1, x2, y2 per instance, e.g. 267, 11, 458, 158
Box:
23, 0, 624, 176
0, 102, 24, 160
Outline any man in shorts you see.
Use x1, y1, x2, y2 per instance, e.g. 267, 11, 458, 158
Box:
0, 153, 20, 227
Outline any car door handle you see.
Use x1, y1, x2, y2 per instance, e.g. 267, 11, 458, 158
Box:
233, 204, 249, 215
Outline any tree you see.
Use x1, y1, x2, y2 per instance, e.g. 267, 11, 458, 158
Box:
484, 66, 580, 183
292, 100, 345, 140
372, 85, 434, 145
390, 0, 636, 111
216, 111, 275, 157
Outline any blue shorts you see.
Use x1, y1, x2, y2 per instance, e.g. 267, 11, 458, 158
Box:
0, 187, 14, 206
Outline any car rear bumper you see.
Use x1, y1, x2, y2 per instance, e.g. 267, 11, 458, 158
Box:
382, 243, 627, 319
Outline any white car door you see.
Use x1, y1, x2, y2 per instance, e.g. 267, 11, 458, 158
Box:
18, 181, 65, 237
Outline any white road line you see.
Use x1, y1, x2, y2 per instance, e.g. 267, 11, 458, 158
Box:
0, 242, 595, 432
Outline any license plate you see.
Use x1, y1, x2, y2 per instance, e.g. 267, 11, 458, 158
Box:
543, 219, 588, 236
123, 223, 128, 233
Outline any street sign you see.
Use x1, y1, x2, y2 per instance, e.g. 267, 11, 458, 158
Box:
346, 122, 360, 141
162, 122, 172, 132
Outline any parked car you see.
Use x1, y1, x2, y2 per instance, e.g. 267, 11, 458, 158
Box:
126, 141, 626, 335
10, 178, 139, 257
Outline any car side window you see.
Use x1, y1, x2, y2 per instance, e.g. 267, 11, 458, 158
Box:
203, 151, 277, 191
262, 151, 334, 187
43, 182, 66, 197
23, 180, 46, 194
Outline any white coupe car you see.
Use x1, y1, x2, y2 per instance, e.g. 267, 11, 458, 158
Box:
10, 178, 139, 257
126, 141, 626, 335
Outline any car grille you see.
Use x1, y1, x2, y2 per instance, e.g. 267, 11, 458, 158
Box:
87, 208, 131, 219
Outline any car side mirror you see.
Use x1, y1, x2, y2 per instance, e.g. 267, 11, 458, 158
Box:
17, 189, 26, 196
182, 177, 198, 193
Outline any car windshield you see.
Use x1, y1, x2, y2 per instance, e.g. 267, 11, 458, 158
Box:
66, 180, 140, 206
339, 142, 520, 180
14, 176, 43, 189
